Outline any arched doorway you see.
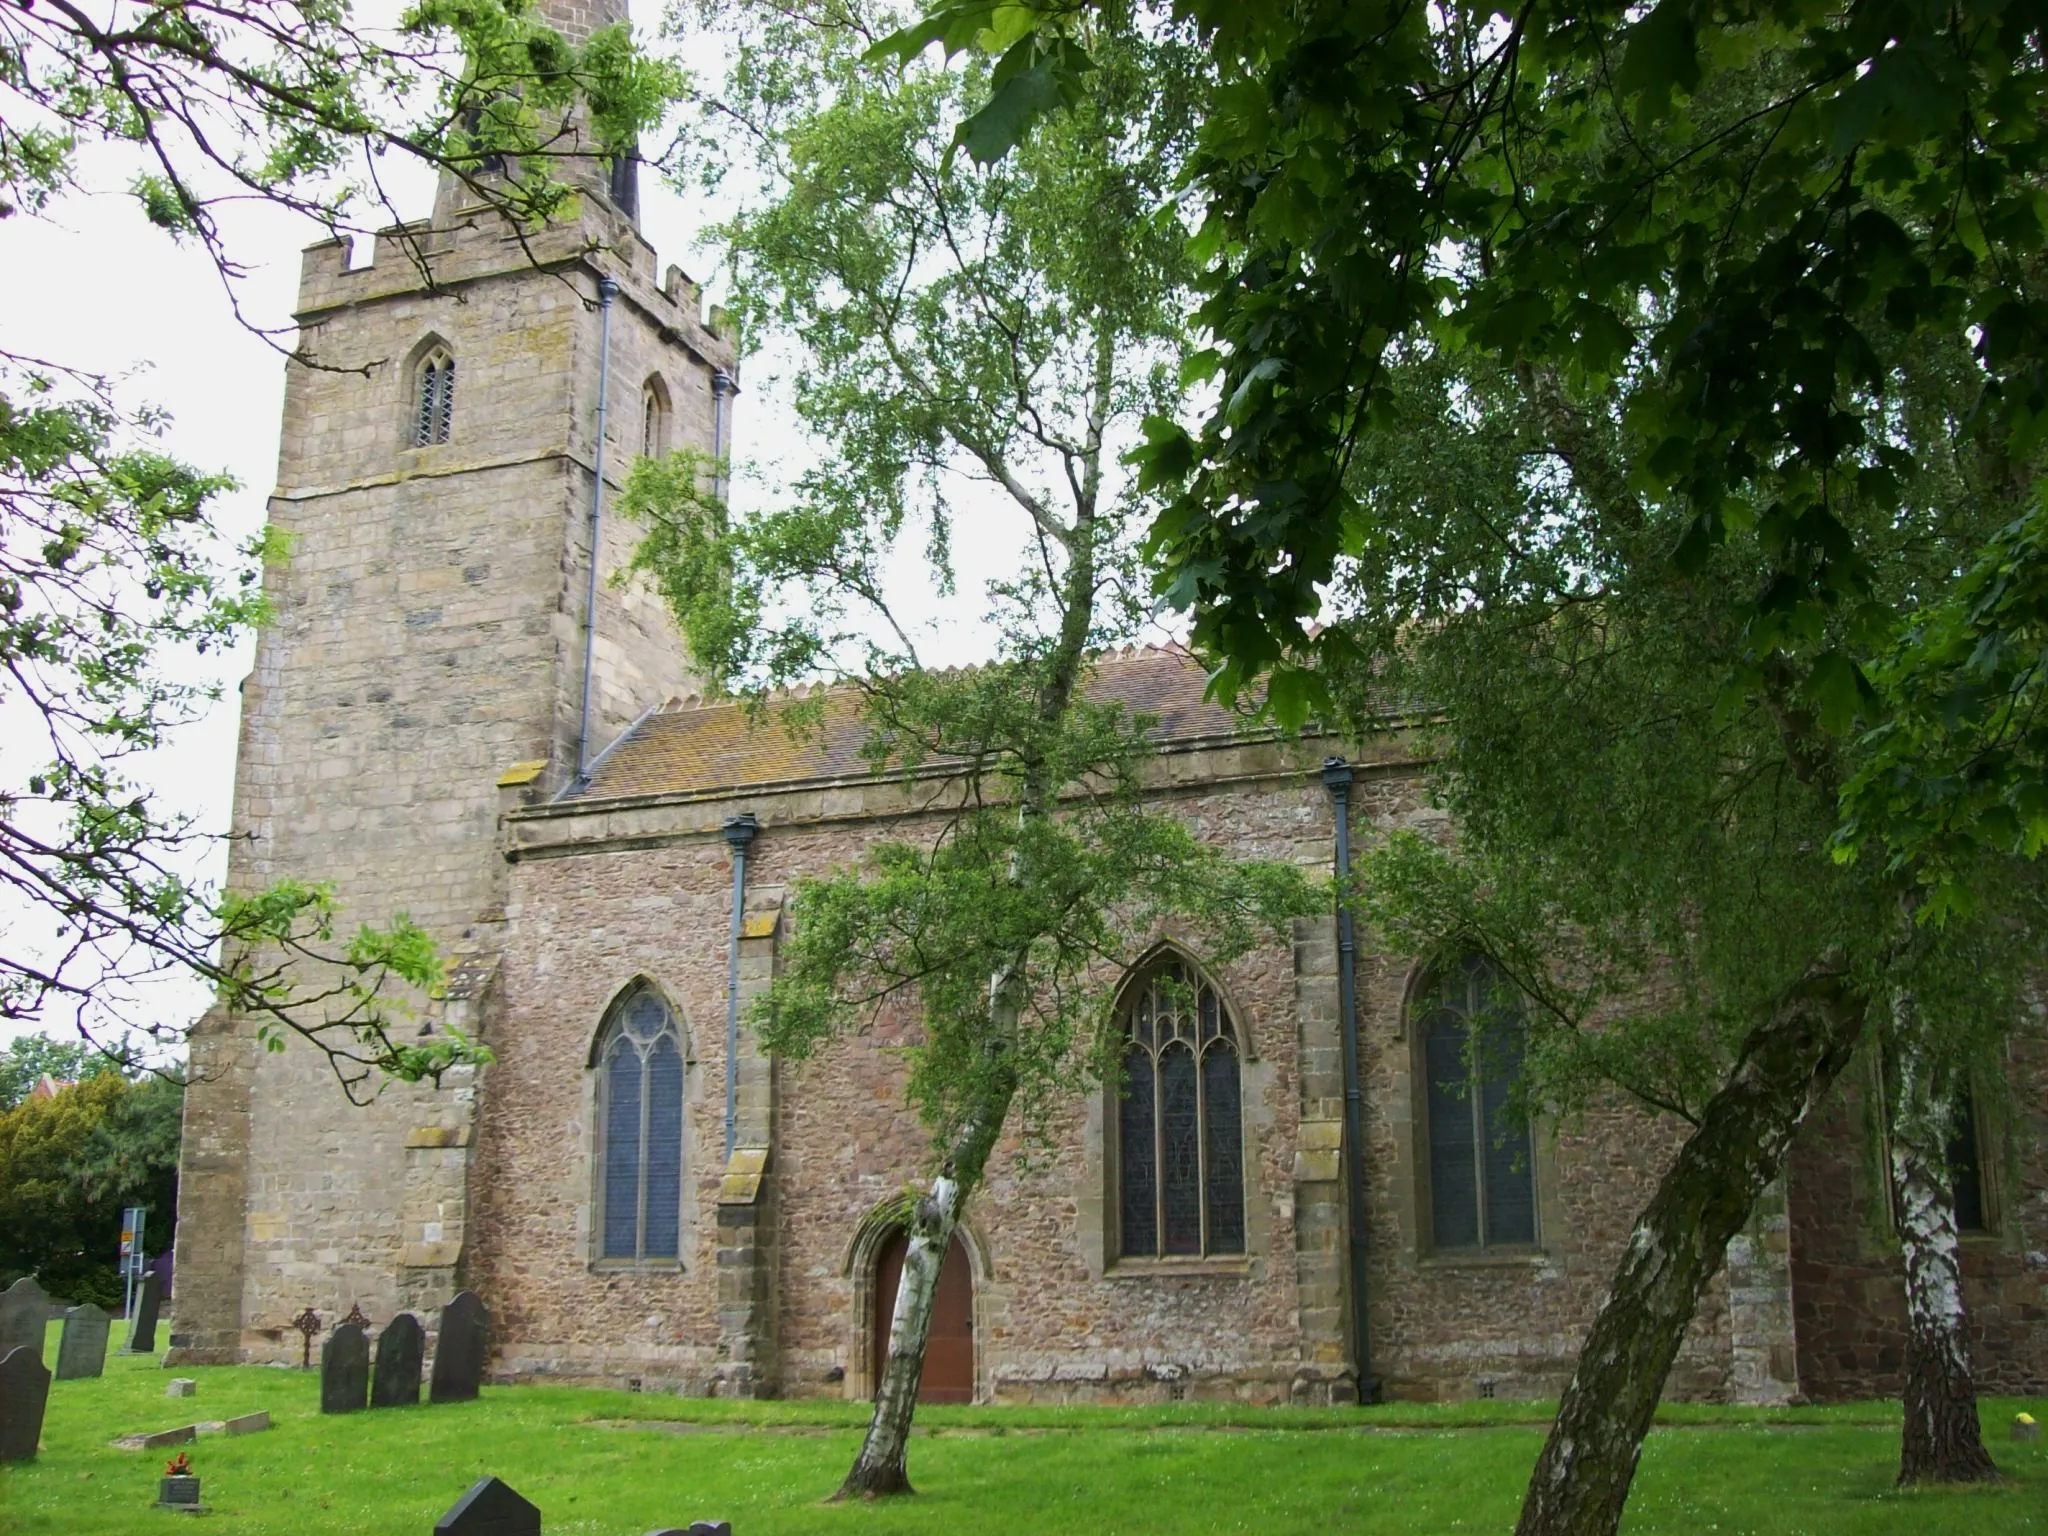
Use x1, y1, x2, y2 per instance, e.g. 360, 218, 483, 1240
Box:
871, 1228, 974, 1404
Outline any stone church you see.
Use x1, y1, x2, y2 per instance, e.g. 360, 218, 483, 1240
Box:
167, 0, 2048, 1406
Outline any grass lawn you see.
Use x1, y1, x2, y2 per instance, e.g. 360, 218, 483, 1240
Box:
2, 1323, 2043, 1534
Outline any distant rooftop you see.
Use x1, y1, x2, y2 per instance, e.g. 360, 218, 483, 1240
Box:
566, 644, 1271, 803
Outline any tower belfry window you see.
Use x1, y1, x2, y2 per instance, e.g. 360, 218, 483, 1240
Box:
412, 348, 455, 446
641, 376, 669, 459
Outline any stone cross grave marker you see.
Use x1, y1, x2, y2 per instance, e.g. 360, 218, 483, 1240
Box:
0, 1276, 49, 1362
55, 1303, 110, 1380
320, 1321, 370, 1414
0, 1344, 52, 1462
433, 1475, 540, 1536
429, 1291, 489, 1404
128, 1270, 165, 1353
373, 1313, 425, 1408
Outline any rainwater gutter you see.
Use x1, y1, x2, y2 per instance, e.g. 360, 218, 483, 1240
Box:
1322, 756, 1377, 1404
575, 275, 620, 783
711, 369, 735, 503
721, 812, 759, 1160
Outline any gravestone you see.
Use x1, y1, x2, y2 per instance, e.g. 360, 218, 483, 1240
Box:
128, 1270, 164, 1353
319, 1321, 369, 1414
136, 1424, 196, 1450
0, 1276, 49, 1362
428, 1291, 489, 1404
0, 1344, 51, 1462
224, 1410, 271, 1436
373, 1312, 425, 1408
166, 1378, 196, 1398
433, 1475, 539, 1536
54, 1303, 110, 1380
647, 1525, 732, 1535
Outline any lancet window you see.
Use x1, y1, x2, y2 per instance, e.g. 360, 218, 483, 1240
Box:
595, 984, 686, 1263
1415, 953, 1536, 1252
412, 347, 455, 446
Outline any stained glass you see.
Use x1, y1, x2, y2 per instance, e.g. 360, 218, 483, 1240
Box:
1479, 1016, 1534, 1245
1160, 1044, 1202, 1254
1119, 1043, 1157, 1257
1426, 1015, 1480, 1249
643, 1034, 685, 1259
1203, 1041, 1245, 1252
1947, 1090, 1986, 1233
602, 1037, 643, 1258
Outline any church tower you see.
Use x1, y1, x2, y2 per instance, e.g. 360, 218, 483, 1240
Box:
169, 1, 733, 1360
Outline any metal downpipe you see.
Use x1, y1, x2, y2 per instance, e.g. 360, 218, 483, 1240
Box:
1322, 756, 1377, 1404
721, 812, 759, 1160
575, 275, 620, 782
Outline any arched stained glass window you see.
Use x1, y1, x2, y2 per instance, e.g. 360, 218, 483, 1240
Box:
412, 347, 455, 446
596, 985, 686, 1262
1417, 954, 1535, 1252
1117, 961, 1245, 1258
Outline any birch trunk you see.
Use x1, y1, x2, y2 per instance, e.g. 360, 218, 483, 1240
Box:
1887, 1024, 2000, 1484
1513, 966, 1868, 1536
837, 996, 1019, 1497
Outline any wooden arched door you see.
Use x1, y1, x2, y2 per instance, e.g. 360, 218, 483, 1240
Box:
871, 1228, 974, 1404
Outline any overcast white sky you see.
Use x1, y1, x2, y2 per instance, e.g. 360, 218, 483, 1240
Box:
0, 14, 1177, 1053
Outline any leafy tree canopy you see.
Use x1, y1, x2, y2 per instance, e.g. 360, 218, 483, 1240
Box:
879, 0, 2048, 913
0, 0, 687, 1085
0, 1053, 182, 1305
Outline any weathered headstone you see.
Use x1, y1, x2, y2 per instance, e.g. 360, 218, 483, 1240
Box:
2015, 1412, 2041, 1442
224, 1410, 271, 1436
319, 1321, 369, 1414
138, 1424, 196, 1450
0, 1277, 49, 1362
54, 1303, 110, 1380
0, 1344, 51, 1462
433, 1475, 539, 1536
166, 1378, 196, 1398
428, 1291, 489, 1404
646, 1525, 732, 1536
128, 1270, 164, 1353
373, 1312, 425, 1408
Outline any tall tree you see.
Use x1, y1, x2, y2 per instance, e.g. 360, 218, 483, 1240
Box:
0, 1063, 183, 1304
1319, 341, 2032, 1512
629, 0, 1313, 1494
0, 0, 683, 1081
876, 0, 2046, 1522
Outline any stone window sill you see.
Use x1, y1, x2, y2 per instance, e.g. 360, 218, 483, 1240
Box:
1417, 1249, 1549, 1269
588, 1259, 686, 1276
1106, 1255, 1253, 1280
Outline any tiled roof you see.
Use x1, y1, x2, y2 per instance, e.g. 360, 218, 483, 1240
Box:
569, 644, 1262, 802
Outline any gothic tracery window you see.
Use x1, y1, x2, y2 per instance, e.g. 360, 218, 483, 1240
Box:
595, 984, 686, 1263
1416, 954, 1536, 1252
1117, 959, 1245, 1259
412, 346, 455, 447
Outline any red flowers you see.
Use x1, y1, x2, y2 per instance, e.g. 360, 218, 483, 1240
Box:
165, 1452, 192, 1477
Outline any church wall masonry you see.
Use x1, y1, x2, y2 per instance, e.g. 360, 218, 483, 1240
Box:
170, 167, 736, 1363
478, 724, 1754, 1403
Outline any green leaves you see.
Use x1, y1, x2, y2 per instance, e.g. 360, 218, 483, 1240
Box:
1615, 0, 1702, 122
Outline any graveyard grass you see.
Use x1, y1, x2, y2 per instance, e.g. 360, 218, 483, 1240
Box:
2, 1325, 2044, 1534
